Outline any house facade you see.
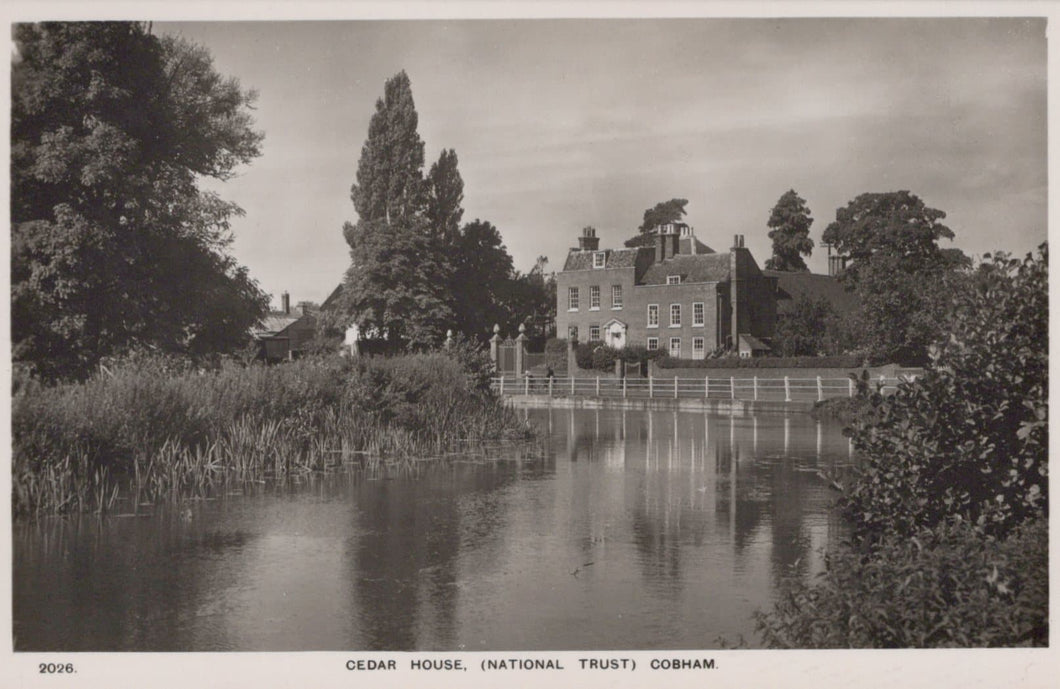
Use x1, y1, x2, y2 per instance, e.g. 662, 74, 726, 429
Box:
555, 224, 778, 359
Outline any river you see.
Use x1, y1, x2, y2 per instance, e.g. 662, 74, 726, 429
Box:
13, 407, 853, 651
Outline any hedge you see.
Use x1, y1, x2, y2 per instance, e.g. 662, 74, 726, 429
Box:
655, 355, 867, 369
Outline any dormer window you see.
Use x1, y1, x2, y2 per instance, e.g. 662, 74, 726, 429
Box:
593, 252, 606, 269
667, 275, 681, 285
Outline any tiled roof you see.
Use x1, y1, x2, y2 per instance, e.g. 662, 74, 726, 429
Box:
253, 313, 301, 336
679, 236, 715, 254
739, 334, 771, 351
563, 248, 643, 271
764, 271, 860, 317
639, 253, 731, 284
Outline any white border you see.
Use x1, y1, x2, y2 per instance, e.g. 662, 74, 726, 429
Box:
2, 3, 1057, 689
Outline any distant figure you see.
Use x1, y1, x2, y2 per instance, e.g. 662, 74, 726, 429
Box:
546, 365, 555, 380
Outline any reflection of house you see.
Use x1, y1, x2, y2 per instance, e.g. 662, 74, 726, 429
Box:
251, 292, 316, 362
556, 225, 777, 359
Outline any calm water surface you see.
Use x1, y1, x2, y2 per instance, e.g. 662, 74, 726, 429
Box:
14, 408, 853, 651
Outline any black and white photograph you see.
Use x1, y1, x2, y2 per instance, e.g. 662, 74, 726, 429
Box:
3, 3, 1056, 688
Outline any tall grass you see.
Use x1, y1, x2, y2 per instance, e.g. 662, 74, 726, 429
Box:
13, 352, 534, 518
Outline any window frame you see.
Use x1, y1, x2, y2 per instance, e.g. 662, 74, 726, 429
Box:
589, 285, 601, 310
593, 251, 606, 269
589, 324, 601, 341
568, 286, 579, 311
647, 304, 659, 328
647, 337, 659, 351
611, 284, 623, 310
669, 337, 681, 357
670, 303, 681, 327
692, 337, 705, 360
667, 275, 681, 285
693, 302, 705, 327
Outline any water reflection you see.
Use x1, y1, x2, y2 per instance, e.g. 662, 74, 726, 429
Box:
14, 408, 852, 651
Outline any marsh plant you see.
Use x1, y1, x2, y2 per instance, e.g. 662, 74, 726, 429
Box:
13, 351, 533, 518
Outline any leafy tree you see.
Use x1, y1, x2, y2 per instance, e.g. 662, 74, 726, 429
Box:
822, 190, 956, 283
821, 191, 968, 363
349, 70, 425, 224
451, 220, 514, 340
624, 198, 689, 248
771, 295, 854, 357
764, 189, 814, 271
425, 148, 464, 243
342, 216, 453, 348
843, 244, 1048, 540
11, 22, 268, 381
340, 71, 453, 348
498, 256, 556, 346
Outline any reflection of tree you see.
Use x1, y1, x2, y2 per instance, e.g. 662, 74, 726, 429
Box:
348, 462, 521, 650
350, 466, 459, 650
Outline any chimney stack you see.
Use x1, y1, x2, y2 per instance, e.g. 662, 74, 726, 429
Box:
732, 234, 745, 249
578, 226, 600, 251
281, 291, 290, 315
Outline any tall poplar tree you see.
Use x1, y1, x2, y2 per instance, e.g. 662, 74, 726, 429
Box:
426, 148, 464, 243
340, 71, 453, 348
765, 189, 815, 271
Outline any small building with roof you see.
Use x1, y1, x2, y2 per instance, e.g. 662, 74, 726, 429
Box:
251, 292, 317, 362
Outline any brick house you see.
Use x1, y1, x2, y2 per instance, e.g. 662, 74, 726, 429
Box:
555, 224, 779, 359
251, 292, 317, 362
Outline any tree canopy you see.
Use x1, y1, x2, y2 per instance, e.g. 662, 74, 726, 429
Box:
822, 191, 956, 282
624, 198, 689, 248
764, 189, 814, 272
11, 22, 268, 381
821, 191, 969, 363
425, 148, 464, 243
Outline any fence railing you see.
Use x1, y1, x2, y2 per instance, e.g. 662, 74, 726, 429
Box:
492, 374, 912, 403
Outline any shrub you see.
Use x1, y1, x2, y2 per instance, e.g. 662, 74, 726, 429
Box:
755, 517, 1047, 648
842, 245, 1048, 540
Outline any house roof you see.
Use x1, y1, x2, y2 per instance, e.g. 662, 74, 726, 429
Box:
764, 270, 860, 317
563, 248, 644, 271
739, 333, 771, 351
253, 312, 302, 337
321, 283, 344, 311
640, 252, 731, 284
679, 236, 715, 254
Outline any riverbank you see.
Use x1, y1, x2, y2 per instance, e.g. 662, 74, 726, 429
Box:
504, 394, 815, 415
12, 351, 533, 518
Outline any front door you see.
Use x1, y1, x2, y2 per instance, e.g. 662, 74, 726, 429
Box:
604, 320, 627, 349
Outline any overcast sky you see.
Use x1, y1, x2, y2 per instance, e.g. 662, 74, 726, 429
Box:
156, 18, 1047, 308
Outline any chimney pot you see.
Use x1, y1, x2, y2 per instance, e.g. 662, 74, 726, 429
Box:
281, 291, 291, 315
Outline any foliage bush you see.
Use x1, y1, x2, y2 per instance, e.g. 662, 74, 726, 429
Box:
842, 245, 1048, 540
574, 342, 664, 372
755, 517, 1047, 648
655, 354, 867, 369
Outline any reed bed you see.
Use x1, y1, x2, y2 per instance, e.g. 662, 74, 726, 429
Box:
13, 352, 536, 518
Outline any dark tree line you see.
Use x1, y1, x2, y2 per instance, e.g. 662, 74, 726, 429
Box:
764, 189, 970, 365
12, 22, 269, 381
334, 71, 554, 349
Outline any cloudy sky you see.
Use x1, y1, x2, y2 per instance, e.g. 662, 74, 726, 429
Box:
156, 17, 1047, 308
